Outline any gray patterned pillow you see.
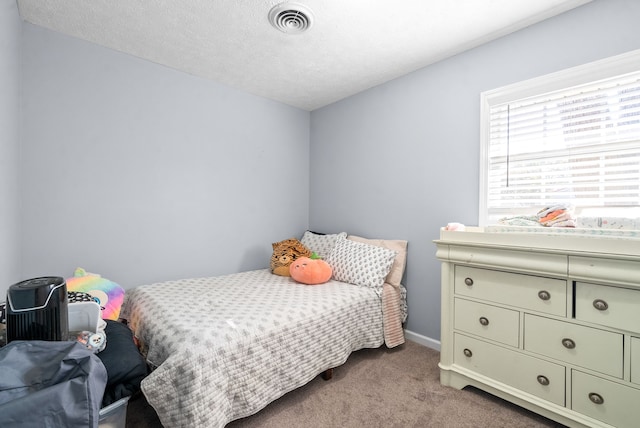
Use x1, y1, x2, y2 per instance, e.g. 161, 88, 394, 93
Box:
347, 235, 408, 287
300, 230, 347, 260
327, 235, 397, 288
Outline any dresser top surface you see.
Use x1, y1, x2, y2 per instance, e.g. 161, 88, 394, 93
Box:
436, 227, 640, 259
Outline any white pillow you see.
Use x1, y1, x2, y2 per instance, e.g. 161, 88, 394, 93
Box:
300, 230, 347, 260
327, 235, 397, 289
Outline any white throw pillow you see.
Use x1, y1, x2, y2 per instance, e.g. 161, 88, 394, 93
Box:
300, 230, 347, 260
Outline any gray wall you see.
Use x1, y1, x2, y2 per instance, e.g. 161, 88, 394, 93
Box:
8, 0, 640, 343
20, 24, 310, 288
309, 0, 640, 342
0, 0, 22, 299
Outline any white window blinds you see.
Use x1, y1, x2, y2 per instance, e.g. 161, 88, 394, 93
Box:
480, 50, 640, 225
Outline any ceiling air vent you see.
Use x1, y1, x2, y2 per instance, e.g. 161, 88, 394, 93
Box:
268, 3, 314, 34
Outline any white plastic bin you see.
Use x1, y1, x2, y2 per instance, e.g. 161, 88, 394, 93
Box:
68, 301, 101, 332
98, 396, 130, 428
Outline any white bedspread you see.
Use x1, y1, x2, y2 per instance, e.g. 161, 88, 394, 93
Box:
121, 269, 384, 427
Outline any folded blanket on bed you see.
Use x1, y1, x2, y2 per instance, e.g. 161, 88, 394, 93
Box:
382, 282, 405, 348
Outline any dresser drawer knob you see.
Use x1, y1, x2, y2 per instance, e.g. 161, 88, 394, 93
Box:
537, 290, 551, 301
463, 348, 473, 357
588, 392, 604, 405
592, 299, 608, 311
479, 317, 489, 326
464, 277, 474, 286
562, 338, 576, 349
536, 375, 550, 386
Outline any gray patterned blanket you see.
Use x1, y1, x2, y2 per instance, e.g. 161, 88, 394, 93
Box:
121, 269, 384, 427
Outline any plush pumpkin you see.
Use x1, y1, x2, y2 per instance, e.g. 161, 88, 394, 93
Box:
289, 256, 333, 285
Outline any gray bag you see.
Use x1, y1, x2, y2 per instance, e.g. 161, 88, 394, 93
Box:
0, 340, 107, 427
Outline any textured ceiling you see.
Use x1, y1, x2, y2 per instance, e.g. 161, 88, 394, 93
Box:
17, 0, 592, 111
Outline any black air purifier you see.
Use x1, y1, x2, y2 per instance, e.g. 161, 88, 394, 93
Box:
6, 276, 68, 343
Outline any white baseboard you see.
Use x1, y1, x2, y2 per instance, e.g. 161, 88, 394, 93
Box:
404, 329, 441, 352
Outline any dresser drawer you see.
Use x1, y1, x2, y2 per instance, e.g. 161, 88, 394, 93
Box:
454, 333, 565, 406
569, 256, 640, 286
575, 282, 640, 334
524, 314, 623, 378
454, 266, 567, 317
632, 337, 640, 385
572, 370, 640, 428
454, 298, 519, 347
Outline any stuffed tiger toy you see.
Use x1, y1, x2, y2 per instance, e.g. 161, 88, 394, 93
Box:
270, 238, 312, 276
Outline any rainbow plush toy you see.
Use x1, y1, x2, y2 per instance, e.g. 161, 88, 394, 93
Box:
66, 268, 125, 320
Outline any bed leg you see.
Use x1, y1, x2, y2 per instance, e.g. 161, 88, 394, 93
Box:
321, 368, 334, 380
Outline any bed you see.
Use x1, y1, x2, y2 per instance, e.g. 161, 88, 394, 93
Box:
120, 233, 408, 427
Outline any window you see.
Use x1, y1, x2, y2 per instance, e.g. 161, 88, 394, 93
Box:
480, 49, 640, 226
